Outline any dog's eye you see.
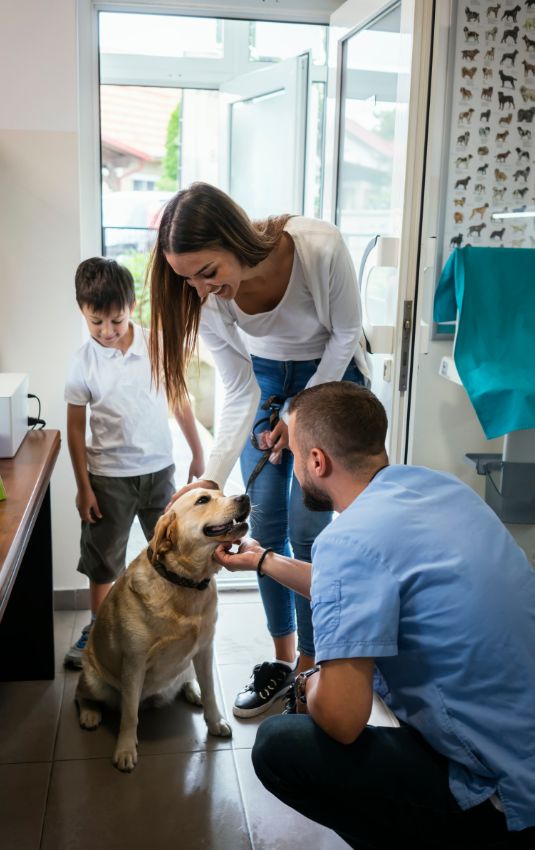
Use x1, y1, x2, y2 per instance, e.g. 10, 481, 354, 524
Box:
195, 495, 211, 505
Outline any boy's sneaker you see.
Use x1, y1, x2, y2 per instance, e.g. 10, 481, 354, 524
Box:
232, 660, 297, 718
64, 623, 92, 669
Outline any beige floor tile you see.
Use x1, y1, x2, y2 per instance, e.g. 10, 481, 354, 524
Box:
215, 601, 272, 666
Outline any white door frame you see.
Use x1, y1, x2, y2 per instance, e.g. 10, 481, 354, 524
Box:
323, 0, 435, 464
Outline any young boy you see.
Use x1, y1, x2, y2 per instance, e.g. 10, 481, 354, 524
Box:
64, 257, 204, 668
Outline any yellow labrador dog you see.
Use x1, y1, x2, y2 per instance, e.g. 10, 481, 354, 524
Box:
75, 489, 250, 772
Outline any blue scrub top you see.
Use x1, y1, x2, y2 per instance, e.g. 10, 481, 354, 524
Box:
311, 465, 535, 831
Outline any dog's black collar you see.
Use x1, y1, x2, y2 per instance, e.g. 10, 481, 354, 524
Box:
146, 547, 211, 591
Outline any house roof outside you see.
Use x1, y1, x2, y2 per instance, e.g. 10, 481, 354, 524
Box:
100, 85, 181, 161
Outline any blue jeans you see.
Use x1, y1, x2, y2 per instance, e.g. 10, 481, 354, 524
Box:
240, 356, 364, 657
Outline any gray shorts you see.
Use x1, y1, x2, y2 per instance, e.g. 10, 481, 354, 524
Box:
77, 464, 175, 584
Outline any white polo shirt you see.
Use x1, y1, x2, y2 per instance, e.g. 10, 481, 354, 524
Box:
65, 323, 173, 477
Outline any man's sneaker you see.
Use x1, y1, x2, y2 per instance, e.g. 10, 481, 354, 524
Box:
64, 623, 92, 669
233, 660, 297, 718
281, 684, 297, 715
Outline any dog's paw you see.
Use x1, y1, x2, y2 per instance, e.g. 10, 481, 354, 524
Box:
182, 680, 202, 706
79, 707, 102, 730
207, 718, 232, 738
113, 743, 138, 772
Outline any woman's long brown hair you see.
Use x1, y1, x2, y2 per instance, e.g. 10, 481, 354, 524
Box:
149, 182, 291, 408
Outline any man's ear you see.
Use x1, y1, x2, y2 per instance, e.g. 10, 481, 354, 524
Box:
309, 447, 329, 478
151, 512, 178, 561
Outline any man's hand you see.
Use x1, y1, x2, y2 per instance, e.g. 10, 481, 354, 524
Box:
165, 478, 219, 510
76, 486, 102, 524
213, 538, 263, 571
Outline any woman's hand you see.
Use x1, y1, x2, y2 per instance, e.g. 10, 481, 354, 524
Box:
267, 419, 289, 464
166, 478, 219, 510
213, 538, 263, 571
187, 452, 205, 483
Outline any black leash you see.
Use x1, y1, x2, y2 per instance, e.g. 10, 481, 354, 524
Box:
245, 395, 285, 494
146, 547, 211, 591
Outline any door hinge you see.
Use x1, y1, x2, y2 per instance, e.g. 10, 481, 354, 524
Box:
398, 300, 413, 392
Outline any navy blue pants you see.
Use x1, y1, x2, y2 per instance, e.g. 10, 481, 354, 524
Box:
252, 716, 534, 849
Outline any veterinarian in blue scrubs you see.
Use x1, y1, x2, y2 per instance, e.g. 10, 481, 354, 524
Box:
216, 382, 535, 850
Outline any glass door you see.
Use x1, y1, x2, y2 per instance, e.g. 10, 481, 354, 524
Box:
219, 53, 310, 218
324, 0, 434, 461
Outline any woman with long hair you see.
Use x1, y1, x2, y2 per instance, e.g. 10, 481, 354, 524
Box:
149, 182, 368, 717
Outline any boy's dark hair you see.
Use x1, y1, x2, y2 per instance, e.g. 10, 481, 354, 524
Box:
288, 382, 388, 473
75, 257, 135, 312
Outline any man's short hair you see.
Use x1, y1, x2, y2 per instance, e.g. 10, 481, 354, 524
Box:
288, 382, 387, 472
75, 257, 135, 313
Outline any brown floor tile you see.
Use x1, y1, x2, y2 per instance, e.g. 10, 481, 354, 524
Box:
234, 749, 350, 850
41, 751, 252, 850
55, 667, 232, 763
0, 762, 51, 850
0, 677, 64, 763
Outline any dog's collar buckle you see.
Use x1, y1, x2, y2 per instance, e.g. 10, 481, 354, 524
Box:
146, 548, 211, 591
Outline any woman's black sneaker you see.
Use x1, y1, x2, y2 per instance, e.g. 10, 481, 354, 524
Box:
233, 660, 297, 718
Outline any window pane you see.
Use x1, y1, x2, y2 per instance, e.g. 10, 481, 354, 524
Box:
100, 83, 219, 438
100, 85, 181, 325
100, 85, 220, 328
249, 22, 326, 65
309, 82, 326, 218
180, 90, 220, 187
99, 12, 223, 59
336, 3, 409, 261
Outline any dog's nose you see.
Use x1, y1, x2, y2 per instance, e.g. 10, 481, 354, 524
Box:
233, 494, 250, 508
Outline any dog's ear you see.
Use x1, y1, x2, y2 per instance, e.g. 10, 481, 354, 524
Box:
166, 517, 180, 549
151, 512, 178, 562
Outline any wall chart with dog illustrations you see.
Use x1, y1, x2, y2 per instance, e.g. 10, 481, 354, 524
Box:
443, 0, 535, 258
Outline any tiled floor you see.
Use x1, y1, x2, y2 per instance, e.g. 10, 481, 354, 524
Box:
0, 590, 350, 850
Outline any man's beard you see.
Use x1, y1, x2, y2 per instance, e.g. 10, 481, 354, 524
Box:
302, 477, 333, 512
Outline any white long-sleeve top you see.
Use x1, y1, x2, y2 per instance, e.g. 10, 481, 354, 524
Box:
200, 216, 369, 487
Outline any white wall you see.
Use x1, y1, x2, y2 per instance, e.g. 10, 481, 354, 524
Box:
408, 0, 535, 564
0, 0, 85, 589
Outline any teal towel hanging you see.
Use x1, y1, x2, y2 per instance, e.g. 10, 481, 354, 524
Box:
434, 246, 535, 439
